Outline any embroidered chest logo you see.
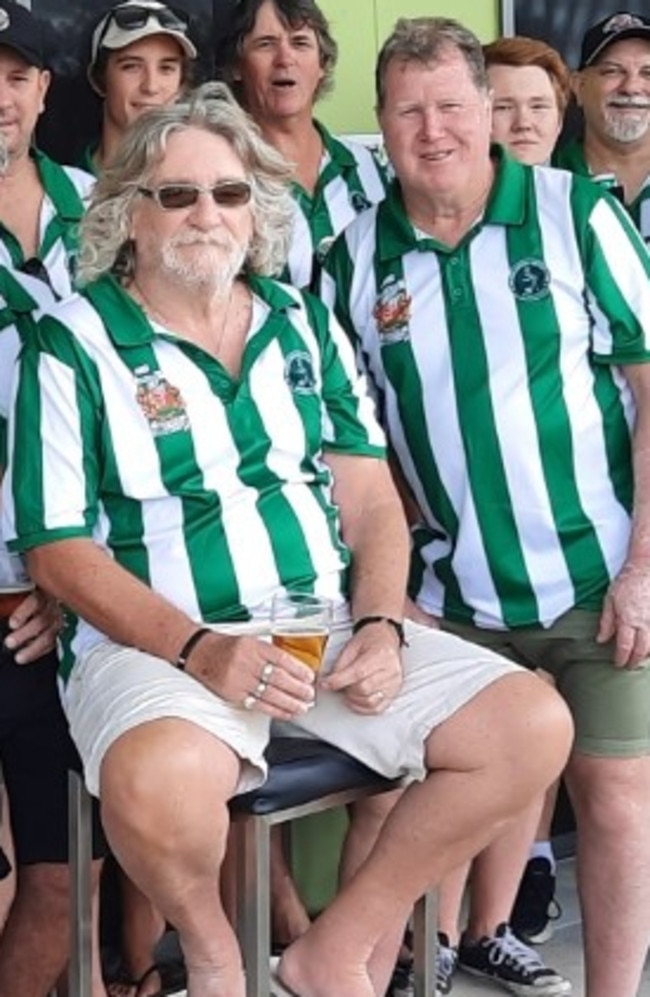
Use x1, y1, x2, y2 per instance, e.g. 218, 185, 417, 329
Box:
284, 351, 317, 394
135, 369, 190, 437
315, 235, 336, 263
508, 259, 551, 302
350, 190, 371, 213
373, 275, 412, 344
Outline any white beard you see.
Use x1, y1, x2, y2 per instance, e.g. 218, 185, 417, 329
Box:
160, 232, 248, 296
603, 100, 650, 143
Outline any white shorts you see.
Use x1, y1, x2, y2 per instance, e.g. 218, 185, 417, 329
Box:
61, 621, 520, 797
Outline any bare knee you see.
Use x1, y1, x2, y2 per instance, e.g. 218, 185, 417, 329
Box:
426, 672, 574, 795
567, 754, 650, 834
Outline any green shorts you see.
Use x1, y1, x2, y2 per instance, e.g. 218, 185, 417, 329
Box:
442, 610, 650, 758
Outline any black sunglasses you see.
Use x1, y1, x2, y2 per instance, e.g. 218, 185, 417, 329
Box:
97, 4, 189, 51
137, 180, 252, 211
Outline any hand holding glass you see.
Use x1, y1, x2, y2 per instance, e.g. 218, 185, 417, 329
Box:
271, 592, 333, 674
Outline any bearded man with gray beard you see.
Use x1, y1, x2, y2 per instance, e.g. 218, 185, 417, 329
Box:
554, 11, 650, 241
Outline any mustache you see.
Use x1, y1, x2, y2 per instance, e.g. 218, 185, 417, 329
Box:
606, 95, 650, 109
170, 231, 236, 248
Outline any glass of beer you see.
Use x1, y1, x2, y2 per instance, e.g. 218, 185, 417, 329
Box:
0, 550, 33, 622
271, 592, 333, 675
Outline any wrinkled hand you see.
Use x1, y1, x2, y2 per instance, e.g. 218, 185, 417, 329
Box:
187, 632, 316, 719
320, 622, 403, 714
598, 563, 650, 668
4, 589, 63, 664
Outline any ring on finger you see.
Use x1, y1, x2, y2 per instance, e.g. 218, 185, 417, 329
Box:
372, 690, 385, 703
243, 694, 257, 711
255, 680, 268, 698
261, 661, 274, 681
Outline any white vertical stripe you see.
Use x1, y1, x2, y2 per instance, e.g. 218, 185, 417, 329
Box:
40, 355, 87, 530
536, 176, 631, 582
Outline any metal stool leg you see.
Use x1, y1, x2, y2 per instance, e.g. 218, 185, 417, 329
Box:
236, 814, 272, 997
68, 769, 93, 997
412, 889, 438, 997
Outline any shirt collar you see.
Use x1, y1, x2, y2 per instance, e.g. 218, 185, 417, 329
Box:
377, 145, 528, 261
82, 273, 300, 348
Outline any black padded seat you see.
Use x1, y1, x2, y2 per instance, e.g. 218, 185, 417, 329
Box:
230, 737, 400, 815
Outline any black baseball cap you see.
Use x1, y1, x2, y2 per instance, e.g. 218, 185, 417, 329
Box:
0, 1, 46, 69
580, 11, 650, 69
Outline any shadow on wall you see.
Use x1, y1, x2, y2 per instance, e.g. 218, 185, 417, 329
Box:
31, 0, 234, 166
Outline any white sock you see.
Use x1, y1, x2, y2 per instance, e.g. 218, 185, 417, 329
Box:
529, 841, 556, 871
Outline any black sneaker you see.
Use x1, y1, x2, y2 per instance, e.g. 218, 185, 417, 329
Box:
458, 922, 572, 995
388, 932, 458, 996
511, 857, 562, 944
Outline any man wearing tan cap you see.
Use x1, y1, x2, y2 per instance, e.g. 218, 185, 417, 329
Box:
83, 0, 197, 174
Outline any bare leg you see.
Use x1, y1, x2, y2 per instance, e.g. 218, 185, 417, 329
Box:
436, 861, 471, 944
565, 753, 650, 997
278, 672, 573, 997
270, 828, 311, 947
100, 718, 245, 997
342, 790, 406, 989
0, 787, 14, 931
0, 860, 106, 997
463, 796, 543, 939
119, 873, 166, 995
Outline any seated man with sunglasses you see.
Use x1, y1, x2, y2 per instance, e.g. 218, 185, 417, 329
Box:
83, 0, 197, 176
2, 82, 572, 997
0, 1, 93, 299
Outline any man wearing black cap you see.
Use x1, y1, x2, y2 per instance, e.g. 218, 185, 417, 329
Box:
555, 11, 650, 241
0, 0, 94, 298
82, 0, 197, 175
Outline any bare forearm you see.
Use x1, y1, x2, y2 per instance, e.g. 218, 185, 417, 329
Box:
325, 455, 410, 620
26, 538, 197, 664
624, 366, 650, 566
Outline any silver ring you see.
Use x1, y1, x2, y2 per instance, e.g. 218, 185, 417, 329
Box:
243, 694, 257, 711
255, 680, 268, 698
372, 690, 385, 703
261, 661, 274, 681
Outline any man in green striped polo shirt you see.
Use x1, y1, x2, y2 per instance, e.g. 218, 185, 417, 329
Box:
217, 0, 388, 290
0, 1, 93, 299
2, 83, 572, 997
554, 12, 650, 241
321, 16, 650, 997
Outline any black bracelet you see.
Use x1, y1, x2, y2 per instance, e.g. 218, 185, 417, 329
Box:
175, 627, 213, 670
352, 615, 407, 647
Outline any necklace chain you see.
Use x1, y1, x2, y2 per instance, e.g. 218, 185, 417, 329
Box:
130, 281, 235, 357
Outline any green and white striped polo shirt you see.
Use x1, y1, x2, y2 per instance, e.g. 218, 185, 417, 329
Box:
0, 267, 57, 465
0, 150, 93, 299
321, 151, 650, 630
3, 274, 385, 679
554, 137, 650, 243
286, 121, 388, 290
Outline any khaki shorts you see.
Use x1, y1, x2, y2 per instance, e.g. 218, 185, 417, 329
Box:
62, 621, 520, 796
443, 610, 650, 758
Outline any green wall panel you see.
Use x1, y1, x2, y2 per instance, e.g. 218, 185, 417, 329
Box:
317, 0, 500, 135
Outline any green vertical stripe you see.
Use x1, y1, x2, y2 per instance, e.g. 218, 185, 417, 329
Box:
505, 179, 608, 598
445, 250, 538, 626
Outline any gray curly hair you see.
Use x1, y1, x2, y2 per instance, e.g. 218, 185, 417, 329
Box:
76, 82, 295, 285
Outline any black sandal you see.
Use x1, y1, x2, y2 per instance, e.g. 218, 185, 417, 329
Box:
134, 958, 187, 997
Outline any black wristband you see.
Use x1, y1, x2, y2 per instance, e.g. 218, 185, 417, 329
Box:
175, 627, 212, 670
352, 615, 407, 647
